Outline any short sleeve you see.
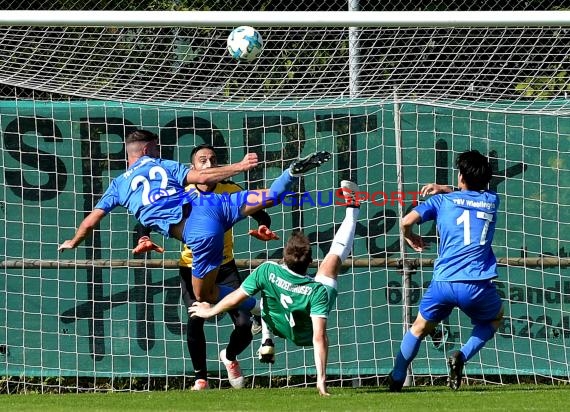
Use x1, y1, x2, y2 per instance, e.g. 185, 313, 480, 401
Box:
309, 287, 330, 317
94, 180, 120, 213
413, 194, 441, 224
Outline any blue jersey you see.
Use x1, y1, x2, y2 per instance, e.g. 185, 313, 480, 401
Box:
95, 156, 190, 238
415, 190, 499, 281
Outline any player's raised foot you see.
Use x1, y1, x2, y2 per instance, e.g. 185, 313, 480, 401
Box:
386, 371, 404, 392
220, 349, 244, 389
257, 338, 275, 364
340, 180, 361, 208
191, 378, 208, 391
289, 151, 331, 177
251, 315, 263, 335
447, 351, 465, 390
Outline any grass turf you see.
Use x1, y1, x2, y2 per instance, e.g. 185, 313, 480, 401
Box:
0, 385, 568, 411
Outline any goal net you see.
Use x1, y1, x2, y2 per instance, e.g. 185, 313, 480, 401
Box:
1, 8, 570, 392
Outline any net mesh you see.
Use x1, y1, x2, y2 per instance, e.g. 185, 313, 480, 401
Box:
1, 3, 570, 393
1, 25, 570, 112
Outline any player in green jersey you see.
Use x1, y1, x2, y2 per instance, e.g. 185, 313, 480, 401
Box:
189, 180, 360, 396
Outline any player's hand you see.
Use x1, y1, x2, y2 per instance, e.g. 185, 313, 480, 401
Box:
248, 225, 280, 241
420, 183, 453, 196
58, 240, 76, 252
188, 301, 214, 319
404, 233, 426, 252
132, 236, 165, 254
239, 153, 259, 172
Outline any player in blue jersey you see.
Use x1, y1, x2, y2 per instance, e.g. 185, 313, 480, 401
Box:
134, 143, 277, 391
189, 180, 361, 396
388, 150, 504, 391
59, 129, 330, 303
58, 129, 331, 386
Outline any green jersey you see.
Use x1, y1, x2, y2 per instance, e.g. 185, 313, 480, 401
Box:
241, 261, 337, 346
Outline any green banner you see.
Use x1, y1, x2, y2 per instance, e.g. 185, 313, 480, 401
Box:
0, 100, 569, 378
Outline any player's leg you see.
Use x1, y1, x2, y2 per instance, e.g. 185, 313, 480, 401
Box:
222, 308, 250, 389
191, 267, 220, 303
180, 266, 209, 390
251, 314, 263, 335
388, 281, 452, 392
455, 280, 504, 362
215, 152, 332, 253
191, 266, 259, 313
388, 312, 440, 391
240, 151, 332, 217
217, 264, 250, 392
184, 215, 225, 303
218, 261, 253, 363
314, 180, 360, 281
217, 309, 250, 390
185, 220, 258, 312
448, 280, 504, 390
226, 309, 252, 359
258, 314, 276, 364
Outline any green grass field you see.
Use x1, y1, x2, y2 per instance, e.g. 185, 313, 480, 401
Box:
1, 385, 568, 412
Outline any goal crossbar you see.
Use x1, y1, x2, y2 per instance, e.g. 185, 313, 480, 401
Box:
1, 10, 570, 27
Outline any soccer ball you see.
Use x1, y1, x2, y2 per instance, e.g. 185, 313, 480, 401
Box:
227, 26, 263, 62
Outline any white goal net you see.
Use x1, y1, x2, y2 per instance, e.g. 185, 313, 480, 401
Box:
1, 8, 570, 392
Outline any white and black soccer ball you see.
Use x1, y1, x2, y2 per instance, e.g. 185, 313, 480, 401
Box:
227, 26, 263, 62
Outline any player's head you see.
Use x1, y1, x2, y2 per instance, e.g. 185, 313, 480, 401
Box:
283, 230, 313, 275
125, 130, 159, 158
190, 144, 217, 170
456, 150, 492, 191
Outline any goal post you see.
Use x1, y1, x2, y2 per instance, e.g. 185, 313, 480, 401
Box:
1, 10, 570, 391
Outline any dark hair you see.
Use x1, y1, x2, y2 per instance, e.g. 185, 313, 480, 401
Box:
190, 144, 215, 162
125, 130, 158, 143
283, 231, 313, 275
456, 150, 493, 191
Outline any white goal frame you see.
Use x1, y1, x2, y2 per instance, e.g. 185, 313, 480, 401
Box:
1, 10, 570, 392
1, 10, 570, 27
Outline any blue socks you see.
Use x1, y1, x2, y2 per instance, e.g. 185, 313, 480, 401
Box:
460, 323, 496, 362
391, 322, 496, 382
217, 285, 257, 312
391, 331, 422, 382
269, 169, 294, 199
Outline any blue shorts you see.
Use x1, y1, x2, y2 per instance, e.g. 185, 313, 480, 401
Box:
419, 280, 503, 325
182, 191, 251, 279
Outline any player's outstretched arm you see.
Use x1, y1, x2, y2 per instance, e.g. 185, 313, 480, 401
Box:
312, 317, 330, 396
189, 288, 249, 319
185, 153, 258, 186
401, 210, 426, 252
58, 209, 106, 252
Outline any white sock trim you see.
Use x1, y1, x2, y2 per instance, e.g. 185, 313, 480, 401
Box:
314, 274, 337, 290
